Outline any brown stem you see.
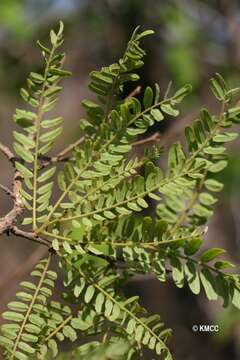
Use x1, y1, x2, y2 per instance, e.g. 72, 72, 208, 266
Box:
133, 132, 161, 146
0, 184, 15, 199
40, 136, 85, 168
11, 226, 51, 247
0, 174, 50, 247
0, 173, 24, 235
0, 141, 15, 165
126, 85, 142, 99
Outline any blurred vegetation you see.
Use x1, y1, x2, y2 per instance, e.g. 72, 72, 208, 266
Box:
0, 1, 239, 359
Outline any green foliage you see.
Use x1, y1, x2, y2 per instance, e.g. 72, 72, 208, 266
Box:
0, 22, 240, 360
53, 338, 133, 360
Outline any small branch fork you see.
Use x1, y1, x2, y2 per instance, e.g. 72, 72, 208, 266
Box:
39, 136, 85, 167
0, 141, 51, 247
0, 170, 24, 236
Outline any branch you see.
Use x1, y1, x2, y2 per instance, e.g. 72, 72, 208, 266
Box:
0, 170, 47, 247
40, 136, 85, 168
0, 184, 15, 199
11, 226, 51, 247
54, 136, 85, 160
0, 141, 15, 165
133, 132, 161, 146
0, 173, 24, 235
126, 85, 142, 99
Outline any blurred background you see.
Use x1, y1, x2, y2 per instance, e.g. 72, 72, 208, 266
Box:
0, 1, 240, 359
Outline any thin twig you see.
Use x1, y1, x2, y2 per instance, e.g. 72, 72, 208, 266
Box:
40, 136, 85, 168
54, 136, 85, 160
11, 226, 51, 247
41, 131, 160, 170
126, 85, 142, 99
0, 141, 15, 165
133, 132, 161, 146
0, 184, 15, 199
